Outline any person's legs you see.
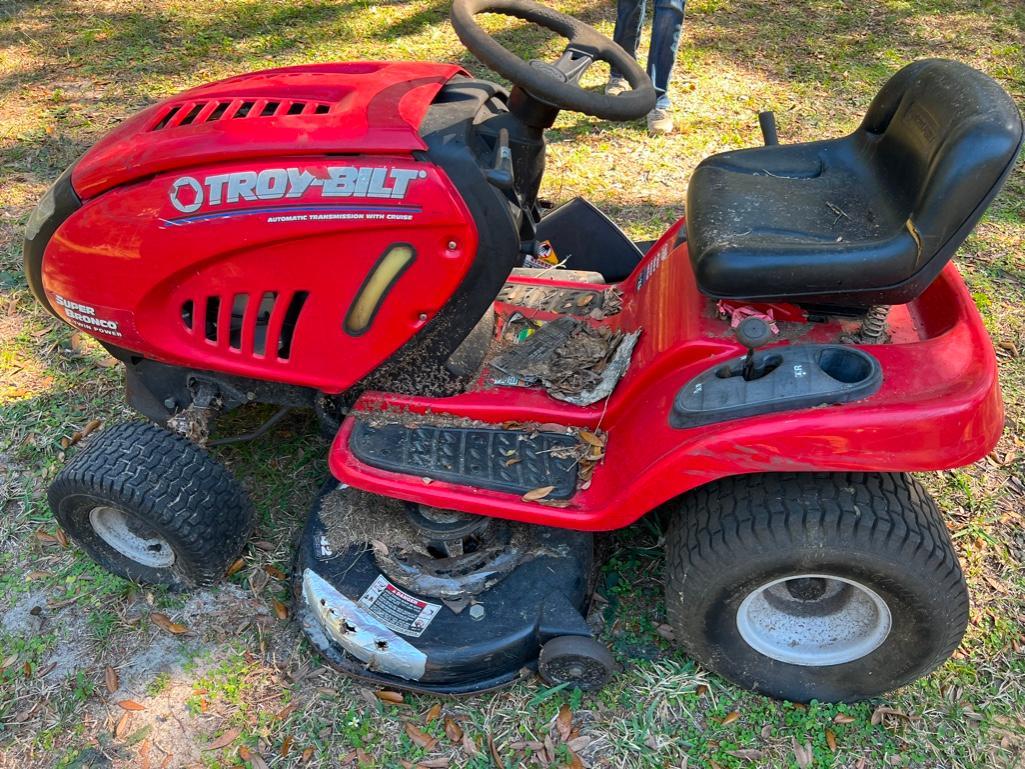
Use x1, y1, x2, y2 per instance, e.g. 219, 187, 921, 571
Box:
609, 0, 646, 81
647, 0, 685, 110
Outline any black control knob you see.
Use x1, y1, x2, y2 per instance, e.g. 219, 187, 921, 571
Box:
736, 316, 773, 350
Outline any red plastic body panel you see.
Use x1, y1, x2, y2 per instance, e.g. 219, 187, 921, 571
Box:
72, 62, 466, 200
329, 219, 1004, 531
44, 155, 478, 392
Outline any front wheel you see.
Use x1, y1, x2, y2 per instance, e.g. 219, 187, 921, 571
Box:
665, 472, 969, 702
48, 421, 255, 590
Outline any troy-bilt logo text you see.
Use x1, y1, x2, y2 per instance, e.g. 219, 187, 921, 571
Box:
168, 166, 428, 214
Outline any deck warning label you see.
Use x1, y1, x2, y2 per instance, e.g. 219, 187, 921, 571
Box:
358, 575, 440, 637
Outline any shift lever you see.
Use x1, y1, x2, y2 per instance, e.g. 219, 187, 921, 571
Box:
735, 316, 774, 381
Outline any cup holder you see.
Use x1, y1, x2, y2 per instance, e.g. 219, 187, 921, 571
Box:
817, 347, 874, 384
672, 343, 883, 428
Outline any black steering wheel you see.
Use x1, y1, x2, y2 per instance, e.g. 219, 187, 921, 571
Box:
450, 0, 656, 121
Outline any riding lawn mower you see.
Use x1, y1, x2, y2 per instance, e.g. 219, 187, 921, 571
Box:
24, 0, 1022, 702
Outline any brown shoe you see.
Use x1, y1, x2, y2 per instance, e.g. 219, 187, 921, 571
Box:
605, 77, 629, 96
647, 108, 674, 134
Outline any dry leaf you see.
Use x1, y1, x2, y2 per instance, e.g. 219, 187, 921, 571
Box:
488, 733, 501, 766
264, 565, 286, 580
279, 735, 293, 757
226, 558, 246, 577
579, 430, 604, 448
566, 748, 584, 769
114, 713, 132, 739
461, 733, 478, 756
696, 684, 708, 696
833, 714, 856, 724
1, 654, 17, 670
118, 700, 146, 711
356, 747, 371, 765
655, 623, 676, 641
151, 612, 188, 635
276, 703, 298, 720
139, 739, 150, 769
825, 728, 837, 752
375, 690, 404, 704
82, 418, 102, 437
273, 600, 289, 620
25, 570, 51, 581
728, 749, 763, 761
249, 752, 270, 769
36, 661, 57, 678
566, 736, 591, 752
251, 540, 275, 551
105, 665, 119, 694
792, 738, 813, 769
34, 530, 58, 545
300, 746, 314, 762
556, 704, 573, 742
417, 760, 450, 768
54, 528, 69, 548
871, 706, 911, 726
404, 722, 437, 750
522, 485, 555, 502
205, 727, 241, 751
721, 710, 740, 725
424, 702, 442, 724
444, 716, 463, 743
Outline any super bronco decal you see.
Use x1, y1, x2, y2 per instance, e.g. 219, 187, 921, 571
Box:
168, 166, 428, 214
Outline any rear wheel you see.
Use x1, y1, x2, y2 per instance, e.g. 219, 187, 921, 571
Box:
48, 421, 255, 589
665, 472, 969, 702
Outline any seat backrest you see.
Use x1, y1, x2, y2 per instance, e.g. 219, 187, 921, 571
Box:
858, 59, 1023, 269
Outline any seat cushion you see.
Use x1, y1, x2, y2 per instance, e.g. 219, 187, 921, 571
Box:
686, 59, 1023, 308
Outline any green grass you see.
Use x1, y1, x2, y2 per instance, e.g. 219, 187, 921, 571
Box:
2, 0, 1024, 767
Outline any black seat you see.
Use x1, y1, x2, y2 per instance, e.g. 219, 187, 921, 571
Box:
686, 59, 1023, 308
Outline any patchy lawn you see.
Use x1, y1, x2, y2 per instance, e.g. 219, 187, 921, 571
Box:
1, 0, 1024, 767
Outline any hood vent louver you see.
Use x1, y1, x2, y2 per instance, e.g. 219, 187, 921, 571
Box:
150, 99, 331, 131
181, 290, 309, 362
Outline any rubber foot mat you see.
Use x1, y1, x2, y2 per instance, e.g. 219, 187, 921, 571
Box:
350, 421, 579, 499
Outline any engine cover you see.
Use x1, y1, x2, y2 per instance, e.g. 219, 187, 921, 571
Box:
72, 61, 466, 199
30, 63, 520, 394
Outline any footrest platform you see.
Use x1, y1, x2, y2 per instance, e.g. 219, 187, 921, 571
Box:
350, 421, 580, 499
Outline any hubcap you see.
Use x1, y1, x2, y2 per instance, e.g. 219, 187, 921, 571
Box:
736, 573, 891, 666
88, 506, 175, 568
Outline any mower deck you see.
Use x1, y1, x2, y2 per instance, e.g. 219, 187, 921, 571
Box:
294, 480, 594, 694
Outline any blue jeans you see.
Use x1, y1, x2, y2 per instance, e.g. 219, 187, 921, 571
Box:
611, 0, 685, 110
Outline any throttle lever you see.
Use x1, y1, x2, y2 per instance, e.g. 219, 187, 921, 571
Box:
735, 316, 775, 381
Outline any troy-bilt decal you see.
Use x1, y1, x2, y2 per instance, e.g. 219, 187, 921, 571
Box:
168, 166, 428, 213
53, 294, 123, 337
635, 242, 672, 290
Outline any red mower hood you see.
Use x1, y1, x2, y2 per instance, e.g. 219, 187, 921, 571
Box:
72, 61, 467, 199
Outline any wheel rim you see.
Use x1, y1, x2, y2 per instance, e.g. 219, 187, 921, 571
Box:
88, 506, 176, 568
736, 573, 891, 666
